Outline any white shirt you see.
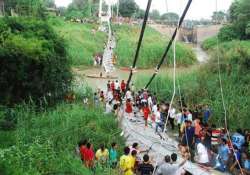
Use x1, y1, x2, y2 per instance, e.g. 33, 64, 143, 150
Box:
125, 90, 132, 100
155, 111, 161, 123
152, 105, 158, 115
148, 96, 153, 107
105, 103, 112, 113
107, 91, 113, 101
176, 113, 182, 124
187, 113, 192, 121
197, 143, 209, 164
169, 108, 176, 119
114, 81, 119, 90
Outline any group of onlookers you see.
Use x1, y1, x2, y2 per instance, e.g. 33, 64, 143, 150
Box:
91, 79, 250, 174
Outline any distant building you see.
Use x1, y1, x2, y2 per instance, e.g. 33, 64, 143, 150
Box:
0, 0, 4, 16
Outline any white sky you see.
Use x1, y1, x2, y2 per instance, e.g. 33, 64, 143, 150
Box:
55, 0, 233, 20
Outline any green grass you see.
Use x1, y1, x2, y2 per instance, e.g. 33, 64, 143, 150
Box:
136, 39, 250, 130
0, 103, 125, 175
49, 17, 106, 66
114, 24, 196, 68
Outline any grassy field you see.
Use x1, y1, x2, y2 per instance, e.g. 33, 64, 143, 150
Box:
49, 18, 106, 66
0, 103, 124, 175
114, 24, 196, 68
136, 39, 250, 130
50, 18, 196, 68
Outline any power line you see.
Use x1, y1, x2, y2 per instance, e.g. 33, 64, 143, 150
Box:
125, 0, 152, 92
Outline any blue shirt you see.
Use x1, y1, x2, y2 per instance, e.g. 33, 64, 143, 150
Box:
109, 148, 117, 162
203, 109, 211, 122
218, 145, 229, 161
231, 133, 245, 150
244, 160, 250, 171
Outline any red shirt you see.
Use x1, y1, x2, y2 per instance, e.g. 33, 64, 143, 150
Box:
121, 82, 126, 91
84, 148, 95, 161
111, 82, 115, 91
125, 102, 132, 113
143, 107, 150, 119
80, 146, 87, 160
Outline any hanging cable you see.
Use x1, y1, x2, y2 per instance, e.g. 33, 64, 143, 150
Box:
125, 0, 152, 93
214, 0, 244, 174
144, 0, 192, 89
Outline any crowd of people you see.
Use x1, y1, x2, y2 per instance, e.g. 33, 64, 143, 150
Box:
88, 79, 250, 175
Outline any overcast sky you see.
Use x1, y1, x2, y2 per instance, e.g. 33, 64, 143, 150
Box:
55, 0, 233, 20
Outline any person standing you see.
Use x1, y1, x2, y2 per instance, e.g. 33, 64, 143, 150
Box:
120, 147, 133, 175
143, 103, 151, 128
109, 142, 118, 168
216, 138, 230, 172
121, 80, 126, 93
196, 136, 209, 166
203, 104, 211, 124
137, 154, 154, 175
156, 155, 188, 175
125, 99, 133, 118
96, 144, 109, 167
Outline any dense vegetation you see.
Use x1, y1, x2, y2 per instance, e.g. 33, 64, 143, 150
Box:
49, 17, 106, 66
0, 103, 124, 175
0, 17, 72, 105
114, 24, 196, 68
218, 0, 250, 41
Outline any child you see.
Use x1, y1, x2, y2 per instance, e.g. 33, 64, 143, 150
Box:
125, 99, 133, 118
109, 142, 118, 168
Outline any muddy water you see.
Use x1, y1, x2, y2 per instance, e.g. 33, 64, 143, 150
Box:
74, 44, 208, 91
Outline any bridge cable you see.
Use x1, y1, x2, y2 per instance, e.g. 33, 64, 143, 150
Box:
214, 0, 244, 174
125, 0, 152, 93
144, 0, 192, 89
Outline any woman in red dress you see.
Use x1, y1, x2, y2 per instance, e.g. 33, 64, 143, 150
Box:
143, 103, 151, 128
84, 143, 95, 168
125, 99, 133, 118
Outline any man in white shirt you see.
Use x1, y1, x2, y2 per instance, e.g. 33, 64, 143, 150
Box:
169, 107, 176, 130
114, 80, 119, 91
196, 136, 209, 165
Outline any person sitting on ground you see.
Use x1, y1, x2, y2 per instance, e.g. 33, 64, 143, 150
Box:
196, 136, 210, 166
109, 142, 118, 168
242, 152, 250, 175
96, 144, 109, 167
229, 145, 242, 174
215, 138, 230, 172
137, 154, 154, 175
156, 154, 188, 175
232, 128, 245, 151
120, 146, 133, 175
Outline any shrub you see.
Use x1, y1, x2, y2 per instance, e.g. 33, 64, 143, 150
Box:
0, 17, 72, 105
218, 24, 239, 41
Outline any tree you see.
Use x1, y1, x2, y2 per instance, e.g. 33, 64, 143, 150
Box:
161, 12, 179, 26
119, 0, 138, 18
134, 9, 145, 19
0, 18, 72, 105
219, 0, 250, 40
150, 9, 160, 21
44, 0, 55, 8
212, 11, 227, 24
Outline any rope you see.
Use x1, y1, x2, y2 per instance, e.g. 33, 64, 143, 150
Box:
214, 0, 244, 174
125, 0, 152, 93
144, 0, 193, 89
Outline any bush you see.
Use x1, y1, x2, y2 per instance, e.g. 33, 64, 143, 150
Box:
218, 24, 239, 41
0, 17, 72, 105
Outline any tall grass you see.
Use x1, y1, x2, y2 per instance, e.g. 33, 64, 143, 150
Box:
135, 40, 250, 130
0, 103, 125, 175
114, 24, 196, 68
49, 17, 106, 66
